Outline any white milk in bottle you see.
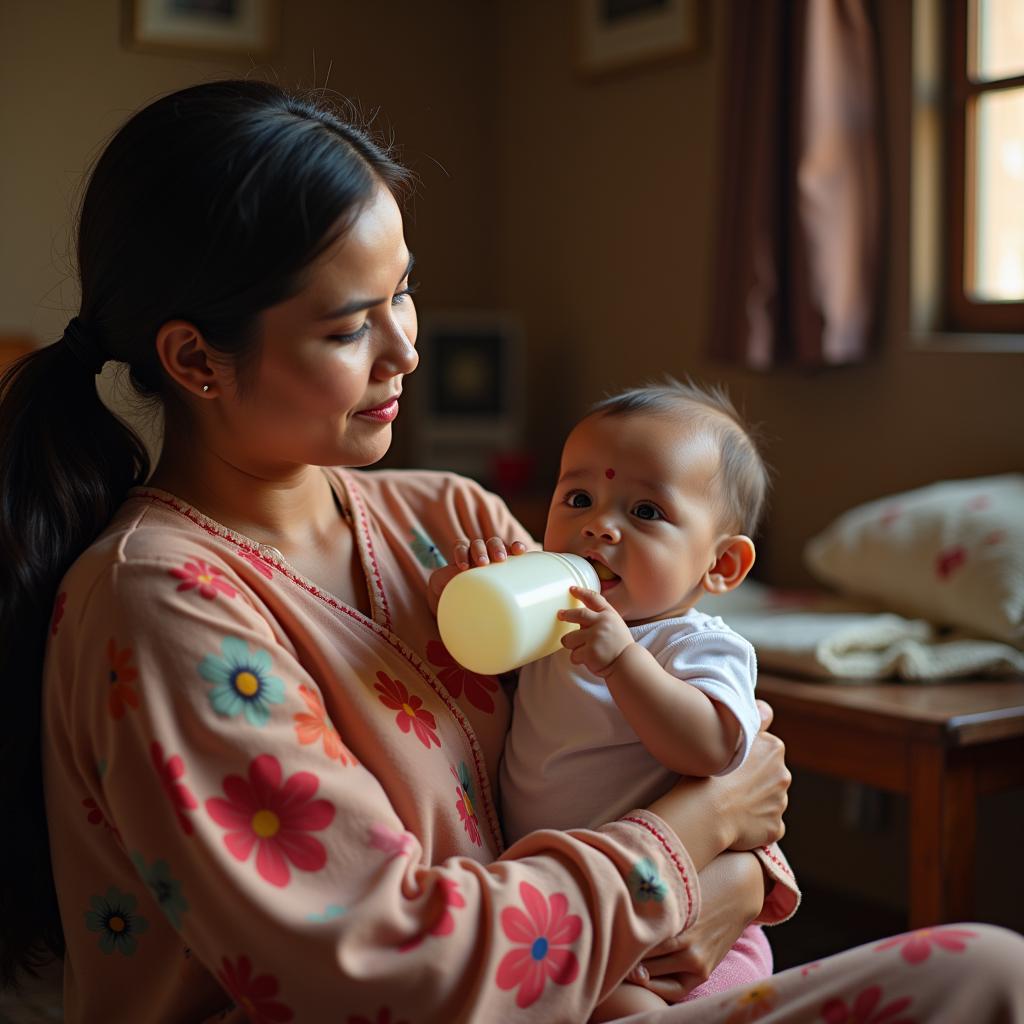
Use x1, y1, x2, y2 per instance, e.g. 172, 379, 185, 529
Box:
437, 552, 600, 676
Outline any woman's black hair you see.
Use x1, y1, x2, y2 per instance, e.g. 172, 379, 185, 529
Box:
0, 79, 412, 987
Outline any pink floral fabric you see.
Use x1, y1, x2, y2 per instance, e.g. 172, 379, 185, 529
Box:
205, 754, 335, 888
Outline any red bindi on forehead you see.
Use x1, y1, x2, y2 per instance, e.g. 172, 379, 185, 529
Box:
605, 468, 615, 479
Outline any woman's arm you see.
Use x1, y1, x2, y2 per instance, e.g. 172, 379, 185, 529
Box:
645, 712, 790, 872
628, 850, 766, 1002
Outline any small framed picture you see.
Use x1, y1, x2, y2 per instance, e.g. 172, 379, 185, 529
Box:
124, 0, 279, 60
410, 311, 524, 482
576, 0, 700, 77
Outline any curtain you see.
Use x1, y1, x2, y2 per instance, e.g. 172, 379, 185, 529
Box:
711, 0, 883, 369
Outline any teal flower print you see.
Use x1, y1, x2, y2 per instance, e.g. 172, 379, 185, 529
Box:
198, 636, 285, 727
84, 886, 149, 955
410, 526, 446, 570
131, 851, 189, 929
628, 858, 667, 904
306, 903, 346, 923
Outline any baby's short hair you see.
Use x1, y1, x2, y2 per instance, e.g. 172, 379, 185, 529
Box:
588, 377, 770, 536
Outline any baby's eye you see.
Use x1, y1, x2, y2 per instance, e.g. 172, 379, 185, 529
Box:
632, 502, 663, 521
565, 490, 592, 509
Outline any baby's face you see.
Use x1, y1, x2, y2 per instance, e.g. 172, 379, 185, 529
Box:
544, 412, 725, 624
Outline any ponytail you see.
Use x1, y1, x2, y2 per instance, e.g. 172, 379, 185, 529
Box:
0, 334, 149, 985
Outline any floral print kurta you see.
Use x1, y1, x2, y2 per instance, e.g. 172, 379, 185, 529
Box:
42, 470, 708, 1020
42, 467, 1003, 1024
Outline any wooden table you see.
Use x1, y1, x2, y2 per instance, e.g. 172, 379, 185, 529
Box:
757, 673, 1024, 928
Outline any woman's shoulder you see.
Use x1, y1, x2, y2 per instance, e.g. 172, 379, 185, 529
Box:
60, 488, 241, 599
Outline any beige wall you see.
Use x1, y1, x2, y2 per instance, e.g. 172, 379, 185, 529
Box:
494, 0, 1024, 586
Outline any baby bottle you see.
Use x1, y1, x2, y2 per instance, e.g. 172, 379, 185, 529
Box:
437, 552, 600, 676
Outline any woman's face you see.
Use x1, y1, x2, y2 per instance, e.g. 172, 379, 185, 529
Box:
221, 184, 418, 473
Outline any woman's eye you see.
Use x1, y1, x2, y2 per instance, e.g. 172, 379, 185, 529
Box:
392, 279, 420, 306
565, 491, 592, 509
632, 502, 663, 521
329, 322, 371, 343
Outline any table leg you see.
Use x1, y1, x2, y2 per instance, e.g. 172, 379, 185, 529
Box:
908, 742, 976, 927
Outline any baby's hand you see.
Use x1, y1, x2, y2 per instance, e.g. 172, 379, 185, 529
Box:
557, 586, 634, 677
451, 537, 529, 570
427, 537, 529, 615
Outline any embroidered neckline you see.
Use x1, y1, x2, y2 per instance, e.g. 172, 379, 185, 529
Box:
128, 469, 389, 626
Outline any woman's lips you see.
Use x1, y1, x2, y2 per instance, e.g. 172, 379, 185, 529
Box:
356, 397, 399, 423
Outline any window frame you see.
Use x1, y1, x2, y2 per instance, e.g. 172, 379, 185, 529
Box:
945, 0, 1024, 332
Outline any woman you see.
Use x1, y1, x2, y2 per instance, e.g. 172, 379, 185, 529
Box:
0, 80, 1020, 1022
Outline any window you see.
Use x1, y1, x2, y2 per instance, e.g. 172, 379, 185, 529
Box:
946, 0, 1024, 332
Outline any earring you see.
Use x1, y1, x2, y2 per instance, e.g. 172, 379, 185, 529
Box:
201, 384, 210, 393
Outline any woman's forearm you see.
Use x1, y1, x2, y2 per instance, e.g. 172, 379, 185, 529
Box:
645, 777, 733, 872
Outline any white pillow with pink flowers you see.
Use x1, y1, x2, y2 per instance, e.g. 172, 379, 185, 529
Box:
804, 474, 1024, 646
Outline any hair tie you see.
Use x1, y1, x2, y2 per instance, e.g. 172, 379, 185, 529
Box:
62, 316, 107, 375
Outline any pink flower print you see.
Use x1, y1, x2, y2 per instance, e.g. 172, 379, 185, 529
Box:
936, 546, 967, 580
399, 877, 467, 952
496, 882, 582, 1008
82, 797, 122, 843
106, 639, 140, 720
965, 494, 990, 512
374, 671, 441, 750
151, 742, 199, 836
801, 961, 822, 976
241, 549, 275, 579
216, 954, 294, 1022
347, 1011, 408, 1024
983, 529, 1007, 547
821, 985, 915, 1024
879, 504, 903, 527
206, 754, 335, 888
451, 762, 482, 847
724, 981, 778, 1024
874, 926, 978, 965
426, 640, 498, 714
170, 558, 238, 600
368, 823, 414, 859
51, 591, 67, 636
294, 685, 358, 765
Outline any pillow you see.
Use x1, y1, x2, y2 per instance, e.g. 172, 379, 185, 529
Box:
804, 474, 1024, 646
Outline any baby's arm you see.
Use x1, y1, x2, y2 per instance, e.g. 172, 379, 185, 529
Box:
559, 587, 742, 777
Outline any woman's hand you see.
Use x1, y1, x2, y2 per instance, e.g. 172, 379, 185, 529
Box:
724, 701, 790, 852
626, 852, 765, 1002
426, 538, 529, 615
646, 700, 789, 870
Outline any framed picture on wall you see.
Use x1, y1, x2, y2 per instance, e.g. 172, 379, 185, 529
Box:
410, 311, 525, 483
124, 0, 279, 60
576, 0, 700, 77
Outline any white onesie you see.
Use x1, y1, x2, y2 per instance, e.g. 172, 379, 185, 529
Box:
500, 608, 761, 844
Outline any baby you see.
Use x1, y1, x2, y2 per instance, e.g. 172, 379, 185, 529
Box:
505, 379, 775, 1019
431, 379, 793, 1018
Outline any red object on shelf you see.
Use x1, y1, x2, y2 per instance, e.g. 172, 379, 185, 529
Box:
491, 449, 536, 495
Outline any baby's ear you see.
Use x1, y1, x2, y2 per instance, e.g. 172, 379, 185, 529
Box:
702, 536, 756, 594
